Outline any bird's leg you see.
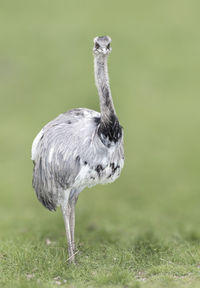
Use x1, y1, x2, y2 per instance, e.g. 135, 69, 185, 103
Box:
61, 204, 75, 263
69, 196, 78, 252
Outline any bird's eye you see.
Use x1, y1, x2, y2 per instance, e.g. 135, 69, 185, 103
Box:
107, 43, 110, 49
95, 42, 100, 49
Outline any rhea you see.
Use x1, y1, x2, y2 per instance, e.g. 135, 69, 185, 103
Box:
31, 36, 124, 263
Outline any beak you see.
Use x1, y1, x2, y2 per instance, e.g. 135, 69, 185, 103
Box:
102, 48, 107, 55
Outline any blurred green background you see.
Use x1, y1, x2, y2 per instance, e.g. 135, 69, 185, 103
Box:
0, 0, 200, 287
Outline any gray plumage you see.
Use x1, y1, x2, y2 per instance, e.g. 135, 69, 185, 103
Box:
31, 36, 124, 263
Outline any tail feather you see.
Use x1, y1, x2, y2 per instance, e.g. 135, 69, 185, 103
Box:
32, 160, 57, 211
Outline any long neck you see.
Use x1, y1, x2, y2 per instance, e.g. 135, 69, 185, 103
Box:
94, 54, 116, 123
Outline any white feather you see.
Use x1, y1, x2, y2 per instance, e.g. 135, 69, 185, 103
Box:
31, 129, 43, 161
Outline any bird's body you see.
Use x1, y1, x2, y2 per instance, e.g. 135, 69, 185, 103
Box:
32, 36, 124, 263
32, 108, 124, 210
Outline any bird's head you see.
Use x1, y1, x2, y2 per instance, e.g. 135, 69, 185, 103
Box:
93, 36, 112, 56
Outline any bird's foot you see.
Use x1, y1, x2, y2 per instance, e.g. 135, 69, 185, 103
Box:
68, 254, 75, 264
67, 247, 79, 264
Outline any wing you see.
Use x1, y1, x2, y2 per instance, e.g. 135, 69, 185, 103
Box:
32, 108, 100, 210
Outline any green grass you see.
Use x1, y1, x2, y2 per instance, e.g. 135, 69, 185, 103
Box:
1, 0, 200, 287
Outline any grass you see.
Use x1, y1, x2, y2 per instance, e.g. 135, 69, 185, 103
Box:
1, 0, 200, 287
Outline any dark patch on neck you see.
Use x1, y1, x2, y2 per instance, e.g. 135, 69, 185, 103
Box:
104, 87, 111, 107
94, 114, 122, 146
102, 86, 114, 114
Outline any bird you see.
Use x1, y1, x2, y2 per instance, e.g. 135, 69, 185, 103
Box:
31, 36, 124, 263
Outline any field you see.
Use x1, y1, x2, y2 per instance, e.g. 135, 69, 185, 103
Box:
1, 0, 200, 287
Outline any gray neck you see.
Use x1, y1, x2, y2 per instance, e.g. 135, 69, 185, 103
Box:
94, 54, 116, 123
